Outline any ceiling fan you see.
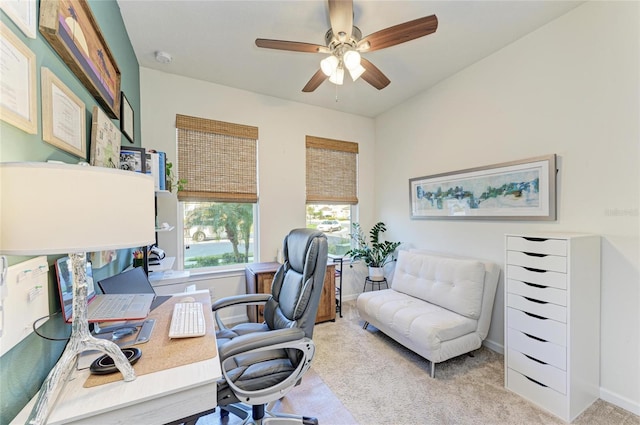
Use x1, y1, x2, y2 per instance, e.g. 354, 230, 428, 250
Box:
255, 0, 438, 92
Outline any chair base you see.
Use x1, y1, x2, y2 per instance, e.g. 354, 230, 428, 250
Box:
220, 403, 318, 425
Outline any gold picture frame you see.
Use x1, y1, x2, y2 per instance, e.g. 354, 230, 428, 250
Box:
0, 22, 37, 134
39, 0, 121, 118
41, 67, 87, 158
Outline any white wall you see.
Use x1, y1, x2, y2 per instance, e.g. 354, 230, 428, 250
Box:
375, 1, 639, 414
139, 69, 376, 314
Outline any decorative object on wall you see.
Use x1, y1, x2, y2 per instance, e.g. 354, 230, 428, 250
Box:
89, 249, 117, 269
0, 22, 37, 134
41, 67, 86, 157
0, 0, 37, 38
409, 154, 556, 220
119, 146, 146, 173
120, 91, 134, 143
90, 106, 120, 168
39, 0, 121, 118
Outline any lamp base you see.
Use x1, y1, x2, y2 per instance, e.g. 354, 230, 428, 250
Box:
26, 253, 137, 425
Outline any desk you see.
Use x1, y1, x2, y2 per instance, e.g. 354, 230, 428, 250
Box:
11, 292, 221, 425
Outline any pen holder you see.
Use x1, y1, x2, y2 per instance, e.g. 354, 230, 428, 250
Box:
133, 258, 145, 268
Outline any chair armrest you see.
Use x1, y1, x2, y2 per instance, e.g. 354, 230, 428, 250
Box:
211, 293, 272, 311
218, 327, 305, 360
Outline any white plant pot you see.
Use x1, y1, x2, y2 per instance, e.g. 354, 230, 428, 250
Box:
368, 266, 385, 281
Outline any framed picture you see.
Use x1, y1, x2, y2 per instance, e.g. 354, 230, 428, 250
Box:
41, 67, 87, 158
39, 0, 121, 118
0, 22, 37, 133
119, 146, 145, 174
0, 0, 37, 38
120, 91, 134, 143
409, 154, 557, 220
90, 106, 120, 168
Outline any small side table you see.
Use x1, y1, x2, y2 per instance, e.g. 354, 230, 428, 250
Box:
363, 276, 388, 292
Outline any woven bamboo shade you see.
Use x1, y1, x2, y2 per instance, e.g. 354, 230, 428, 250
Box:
176, 114, 258, 202
306, 136, 358, 204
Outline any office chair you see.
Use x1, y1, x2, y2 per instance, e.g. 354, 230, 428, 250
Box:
211, 228, 328, 424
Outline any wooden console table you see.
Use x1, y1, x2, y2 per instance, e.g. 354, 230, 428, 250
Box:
245, 261, 336, 324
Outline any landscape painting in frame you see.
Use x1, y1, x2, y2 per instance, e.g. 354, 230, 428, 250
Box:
409, 154, 556, 220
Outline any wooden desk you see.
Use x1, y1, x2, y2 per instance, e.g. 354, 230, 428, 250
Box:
245, 262, 336, 324
11, 292, 221, 424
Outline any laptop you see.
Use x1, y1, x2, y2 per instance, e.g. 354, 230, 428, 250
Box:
98, 267, 171, 312
55, 257, 154, 323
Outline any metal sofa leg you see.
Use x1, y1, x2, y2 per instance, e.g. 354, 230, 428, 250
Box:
430, 361, 435, 378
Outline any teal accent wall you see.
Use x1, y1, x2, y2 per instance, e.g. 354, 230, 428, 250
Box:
0, 1, 141, 422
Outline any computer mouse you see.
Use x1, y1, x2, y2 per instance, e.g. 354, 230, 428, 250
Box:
181, 296, 196, 303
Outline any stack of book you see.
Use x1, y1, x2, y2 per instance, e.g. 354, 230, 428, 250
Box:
146, 150, 167, 191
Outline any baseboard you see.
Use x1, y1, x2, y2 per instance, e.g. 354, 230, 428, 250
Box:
482, 338, 503, 355
600, 387, 640, 416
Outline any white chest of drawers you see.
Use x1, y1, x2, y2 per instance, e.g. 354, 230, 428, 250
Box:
504, 233, 600, 422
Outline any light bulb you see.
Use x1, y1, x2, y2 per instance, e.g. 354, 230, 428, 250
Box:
343, 50, 361, 71
320, 55, 339, 77
329, 67, 344, 85
348, 64, 366, 81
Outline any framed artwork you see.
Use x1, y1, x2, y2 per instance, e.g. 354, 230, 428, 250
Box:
120, 91, 134, 143
0, 0, 37, 38
0, 22, 37, 133
39, 0, 121, 118
90, 106, 120, 168
409, 154, 556, 220
41, 67, 86, 157
119, 146, 145, 174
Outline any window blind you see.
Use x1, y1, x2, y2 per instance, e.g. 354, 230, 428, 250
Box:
176, 114, 258, 202
306, 135, 358, 204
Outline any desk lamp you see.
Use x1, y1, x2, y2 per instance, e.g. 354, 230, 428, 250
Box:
0, 162, 155, 425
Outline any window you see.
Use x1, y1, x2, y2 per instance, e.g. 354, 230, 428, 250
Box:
176, 114, 258, 271
305, 136, 358, 256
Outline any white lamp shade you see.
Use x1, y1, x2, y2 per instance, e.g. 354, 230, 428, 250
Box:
329, 67, 344, 85
320, 55, 339, 77
343, 50, 361, 70
0, 162, 156, 255
348, 64, 366, 81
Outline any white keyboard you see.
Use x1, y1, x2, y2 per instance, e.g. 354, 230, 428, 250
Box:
169, 302, 206, 338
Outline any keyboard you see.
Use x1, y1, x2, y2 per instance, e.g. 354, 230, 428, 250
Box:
169, 302, 206, 338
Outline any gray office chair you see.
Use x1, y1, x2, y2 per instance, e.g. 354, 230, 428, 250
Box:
211, 228, 328, 424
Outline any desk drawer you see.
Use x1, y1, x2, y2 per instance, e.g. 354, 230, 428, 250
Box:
507, 237, 567, 256
507, 293, 566, 323
507, 307, 566, 346
506, 265, 566, 290
508, 348, 566, 394
507, 251, 567, 273
507, 327, 566, 369
507, 368, 568, 419
507, 279, 567, 306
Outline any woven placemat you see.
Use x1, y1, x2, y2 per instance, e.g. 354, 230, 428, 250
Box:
84, 292, 217, 388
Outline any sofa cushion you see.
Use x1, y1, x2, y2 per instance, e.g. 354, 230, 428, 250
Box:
391, 251, 486, 319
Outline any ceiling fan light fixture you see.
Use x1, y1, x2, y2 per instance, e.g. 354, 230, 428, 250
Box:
320, 55, 339, 76
343, 50, 361, 70
329, 67, 344, 85
348, 63, 366, 81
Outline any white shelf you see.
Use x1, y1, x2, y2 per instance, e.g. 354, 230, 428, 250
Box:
148, 256, 175, 272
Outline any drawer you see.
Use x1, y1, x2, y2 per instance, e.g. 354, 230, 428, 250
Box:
507, 236, 567, 256
507, 307, 566, 346
507, 279, 567, 306
506, 265, 566, 290
507, 348, 566, 394
507, 251, 567, 273
507, 293, 566, 323
507, 368, 568, 420
507, 327, 566, 369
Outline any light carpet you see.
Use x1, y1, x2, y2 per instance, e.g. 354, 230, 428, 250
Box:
200, 301, 639, 424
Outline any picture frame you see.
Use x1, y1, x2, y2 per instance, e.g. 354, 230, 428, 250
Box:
0, 22, 37, 133
39, 0, 121, 118
41, 67, 87, 158
0, 0, 37, 38
120, 91, 134, 143
119, 146, 146, 174
409, 154, 556, 220
90, 105, 120, 168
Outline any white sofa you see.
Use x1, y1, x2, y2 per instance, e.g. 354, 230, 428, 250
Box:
356, 249, 500, 377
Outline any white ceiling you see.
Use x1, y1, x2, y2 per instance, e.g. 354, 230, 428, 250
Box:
117, 0, 582, 118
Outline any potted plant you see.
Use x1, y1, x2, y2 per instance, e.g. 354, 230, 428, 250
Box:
165, 161, 187, 193
345, 222, 401, 281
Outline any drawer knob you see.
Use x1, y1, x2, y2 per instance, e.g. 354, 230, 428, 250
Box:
525, 375, 548, 387
524, 296, 548, 304
524, 267, 546, 273
523, 252, 547, 258
523, 332, 548, 343
524, 353, 547, 365
523, 237, 548, 242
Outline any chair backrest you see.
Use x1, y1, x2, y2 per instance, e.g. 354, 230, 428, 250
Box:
263, 229, 328, 339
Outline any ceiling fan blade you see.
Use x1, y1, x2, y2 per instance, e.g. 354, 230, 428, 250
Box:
328, 0, 353, 42
302, 69, 328, 92
360, 58, 390, 90
256, 39, 328, 53
359, 15, 438, 52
